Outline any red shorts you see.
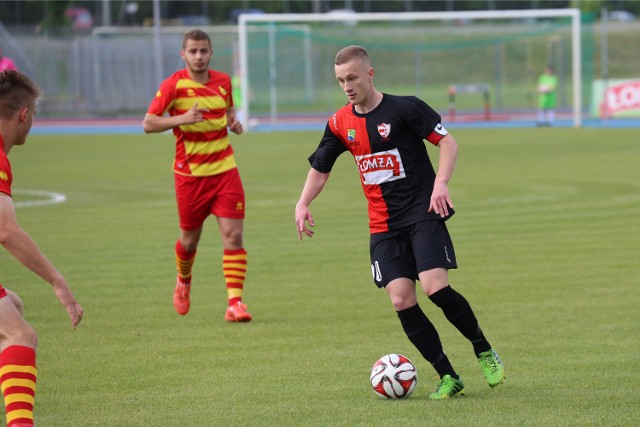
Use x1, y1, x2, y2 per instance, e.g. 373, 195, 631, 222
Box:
0, 283, 6, 299
175, 168, 245, 231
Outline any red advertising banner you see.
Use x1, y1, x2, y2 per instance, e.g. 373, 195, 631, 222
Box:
592, 79, 640, 118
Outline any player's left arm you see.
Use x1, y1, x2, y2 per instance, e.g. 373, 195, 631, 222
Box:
0, 194, 83, 328
0, 194, 57, 279
429, 133, 458, 218
226, 75, 243, 135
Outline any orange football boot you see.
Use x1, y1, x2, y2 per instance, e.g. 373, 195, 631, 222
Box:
173, 276, 191, 315
225, 301, 252, 322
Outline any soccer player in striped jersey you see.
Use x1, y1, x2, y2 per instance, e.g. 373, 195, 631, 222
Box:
295, 46, 504, 399
143, 29, 251, 322
0, 70, 84, 427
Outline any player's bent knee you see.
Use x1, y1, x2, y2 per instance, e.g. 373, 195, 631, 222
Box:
179, 235, 201, 253
6, 290, 24, 315
222, 230, 243, 249
1, 324, 37, 351
389, 295, 418, 312
418, 269, 449, 296
385, 279, 418, 311
17, 325, 38, 349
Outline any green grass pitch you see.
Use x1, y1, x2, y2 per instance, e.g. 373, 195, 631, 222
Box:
1, 127, 639, 426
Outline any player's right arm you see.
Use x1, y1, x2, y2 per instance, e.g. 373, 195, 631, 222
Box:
296, 120, 347, 239
295, 168, 330, 240
0, 194, 83, 327
142, 102, 208, 133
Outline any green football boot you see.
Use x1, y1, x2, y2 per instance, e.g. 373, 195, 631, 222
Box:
478, 349, 505, 388
429, 375, 465, 400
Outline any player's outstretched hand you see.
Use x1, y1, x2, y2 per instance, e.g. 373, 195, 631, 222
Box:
295, 204, 315, 240
53, 281, 84, 328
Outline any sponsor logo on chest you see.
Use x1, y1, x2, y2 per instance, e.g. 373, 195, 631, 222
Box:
355, 148, 406, 185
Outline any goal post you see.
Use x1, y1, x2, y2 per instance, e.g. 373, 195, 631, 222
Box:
238, 9, 582, 129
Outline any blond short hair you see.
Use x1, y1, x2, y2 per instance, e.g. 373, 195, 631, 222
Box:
334, 45, 371, 67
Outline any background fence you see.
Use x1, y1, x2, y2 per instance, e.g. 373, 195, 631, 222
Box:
1, 23, 238, 117
2, 12, 638, 123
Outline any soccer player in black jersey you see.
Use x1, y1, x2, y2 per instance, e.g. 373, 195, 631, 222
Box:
295, 45, 505, 399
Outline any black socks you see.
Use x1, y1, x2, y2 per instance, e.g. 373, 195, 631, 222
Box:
429, 285, 492, 357
397, 304, 457, 378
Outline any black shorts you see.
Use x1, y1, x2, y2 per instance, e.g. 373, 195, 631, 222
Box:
369, 219, 457, 288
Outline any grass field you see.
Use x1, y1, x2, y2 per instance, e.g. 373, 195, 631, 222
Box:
1, 127, 639, 426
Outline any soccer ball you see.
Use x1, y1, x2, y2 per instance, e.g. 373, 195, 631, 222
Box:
370, 353, 418, 399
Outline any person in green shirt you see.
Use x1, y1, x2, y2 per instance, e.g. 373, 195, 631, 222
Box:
232, 72, 244, 123
537, 65, 558, 126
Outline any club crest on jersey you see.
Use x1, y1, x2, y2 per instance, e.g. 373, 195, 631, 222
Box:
377, 123, 391, 141
347, 129, 356, 141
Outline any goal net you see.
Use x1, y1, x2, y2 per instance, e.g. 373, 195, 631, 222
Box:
238, 9, 586, 130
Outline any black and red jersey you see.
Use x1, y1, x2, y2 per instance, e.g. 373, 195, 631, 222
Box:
308, 93, 453, 234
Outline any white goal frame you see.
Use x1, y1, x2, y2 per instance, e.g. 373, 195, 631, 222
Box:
238, 8, 582, 128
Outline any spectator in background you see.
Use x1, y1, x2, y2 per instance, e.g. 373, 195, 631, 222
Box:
232, 72, 244, 123
0, 48, 17, 72
537, 65, 557, 127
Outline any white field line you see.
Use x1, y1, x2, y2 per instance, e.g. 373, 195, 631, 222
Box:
13, 189, 67, 208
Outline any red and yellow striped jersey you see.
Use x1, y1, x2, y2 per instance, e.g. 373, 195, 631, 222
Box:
0, 136, 13, 197
147, 69, 236, 177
